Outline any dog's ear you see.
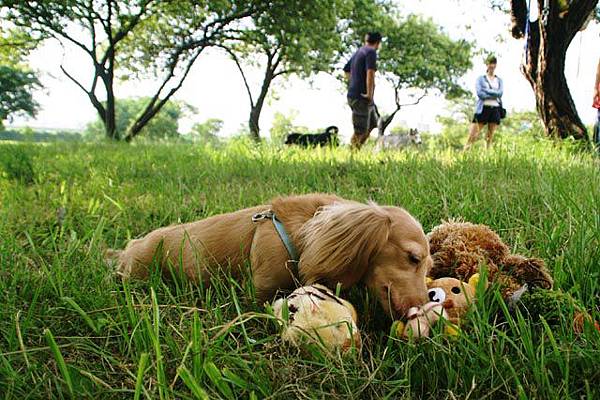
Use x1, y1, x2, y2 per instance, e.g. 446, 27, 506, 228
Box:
299, 202, 391, 288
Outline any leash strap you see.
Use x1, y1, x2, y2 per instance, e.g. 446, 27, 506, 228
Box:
252, 210, 300, 277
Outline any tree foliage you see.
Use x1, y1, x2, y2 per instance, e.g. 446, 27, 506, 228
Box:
218, 0, 351, 139
0, 0, 260, 140
0, 27, 40, 128
343, 3, 473, 134
379, 15, 472, 98
0, 0, 475, 140
0, 66, 40, 127
189, 118, 224, 144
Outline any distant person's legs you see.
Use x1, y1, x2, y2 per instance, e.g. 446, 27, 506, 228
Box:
594, 110, 600, 152
486, 123, 498, 148
349, 98, 377, 149
464, 122, 485, 150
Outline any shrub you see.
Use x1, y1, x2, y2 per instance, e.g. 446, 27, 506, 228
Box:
0, 145, 36, 184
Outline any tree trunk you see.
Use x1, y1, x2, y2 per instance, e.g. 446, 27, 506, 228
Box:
512, 0, 597, 140
105, 81, 118, 140
248, 54, 279, 142
378, 106, 399, 136
249, 107, 261, 141
247, 68, 274, 142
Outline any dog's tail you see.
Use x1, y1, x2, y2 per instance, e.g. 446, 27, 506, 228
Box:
325, 126, 339, 135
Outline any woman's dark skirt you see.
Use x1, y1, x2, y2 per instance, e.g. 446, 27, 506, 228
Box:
473, 105, 501, 125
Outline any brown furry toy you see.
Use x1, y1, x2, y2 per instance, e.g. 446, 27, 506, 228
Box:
271, 284, 361, 353
427, 221, 553, 300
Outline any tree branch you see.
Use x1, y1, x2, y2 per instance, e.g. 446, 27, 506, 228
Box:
273, 68, 299, 78
380, 89, 428, 134
60, 64, 105, 118
124, 47, 205, 141
216, 45, 255, 107
398, 89, 428, 108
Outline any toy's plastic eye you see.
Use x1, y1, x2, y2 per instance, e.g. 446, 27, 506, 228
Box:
451, 286, 461, 294
428, 287, 446, 303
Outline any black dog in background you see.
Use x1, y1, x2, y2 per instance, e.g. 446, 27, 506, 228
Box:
285, 126, 339, 147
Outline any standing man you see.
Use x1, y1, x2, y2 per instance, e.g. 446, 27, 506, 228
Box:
343, 32, 382, 149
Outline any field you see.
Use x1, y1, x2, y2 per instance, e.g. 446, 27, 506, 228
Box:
1, 137, 599, 399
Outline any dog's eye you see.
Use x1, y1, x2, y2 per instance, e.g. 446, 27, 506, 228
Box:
451, 287, 461, 294
408, 253, 421, 264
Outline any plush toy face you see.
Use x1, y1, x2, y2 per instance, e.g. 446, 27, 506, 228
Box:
427, 277, 476, 324
272, 284, 361, 352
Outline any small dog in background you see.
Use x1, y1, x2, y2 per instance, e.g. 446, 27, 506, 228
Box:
285, 126, 339, 147
376, 126, 422, 151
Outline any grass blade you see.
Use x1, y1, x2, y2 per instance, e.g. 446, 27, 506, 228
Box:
62, 296, 98, 334
178, 366, 210, 400
134, 353, 149, 400
203, 361, 234, 400
44, 328, 73, 397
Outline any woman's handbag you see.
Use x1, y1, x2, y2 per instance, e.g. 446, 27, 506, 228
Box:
499, 101, 507, 119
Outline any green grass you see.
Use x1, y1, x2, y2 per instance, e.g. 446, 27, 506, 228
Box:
0, 137, 599, 399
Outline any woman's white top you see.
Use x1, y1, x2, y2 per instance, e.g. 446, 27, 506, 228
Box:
483, 76, 500, 107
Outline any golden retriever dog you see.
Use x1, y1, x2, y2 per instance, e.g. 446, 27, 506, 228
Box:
107, 194, 430, 318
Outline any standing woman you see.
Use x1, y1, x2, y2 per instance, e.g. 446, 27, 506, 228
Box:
465, 56, 504, 149
593, 57, 600, 148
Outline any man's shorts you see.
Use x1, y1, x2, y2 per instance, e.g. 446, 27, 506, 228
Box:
348, 97, 379, 134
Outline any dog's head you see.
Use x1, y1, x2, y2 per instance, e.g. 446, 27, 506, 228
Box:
299, 202, 430, 319
409, 128, 422, 145
284, 134, 298, 145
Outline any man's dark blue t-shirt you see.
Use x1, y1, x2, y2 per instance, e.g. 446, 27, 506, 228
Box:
343, 46, 377, 100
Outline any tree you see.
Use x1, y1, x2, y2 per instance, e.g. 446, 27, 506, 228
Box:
85, 97, 191, 140
217, 0, 350, 140
376, 15, 473, 134
508, 0, 598, 140
1, 0, 260, 141
340, 2, 473, 134
0, 67, 40, 129
189, 118, 224, 144
118, 1, 261, 142
0, 28, 40, 128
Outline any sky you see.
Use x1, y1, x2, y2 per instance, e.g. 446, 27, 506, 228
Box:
10, 0, 600, 141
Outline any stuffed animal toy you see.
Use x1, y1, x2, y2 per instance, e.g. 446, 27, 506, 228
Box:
393, 274, 481, 339
271, 284, 361, 352
427, 221, 600, 334
427, 275, 479, 325
427, 221, 553, 300
393, 301, 448, 339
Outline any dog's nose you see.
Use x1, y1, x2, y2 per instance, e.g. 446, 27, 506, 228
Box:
395, 293, 429, 319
